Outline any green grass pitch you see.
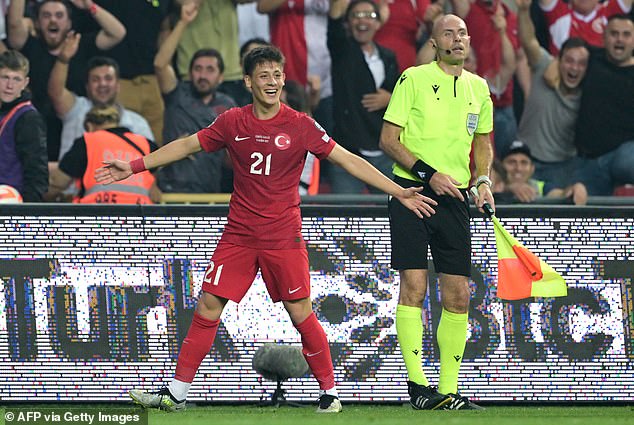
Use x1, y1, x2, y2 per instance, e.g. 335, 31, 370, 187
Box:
147, 404, 634, 425
3, 404, 633, 425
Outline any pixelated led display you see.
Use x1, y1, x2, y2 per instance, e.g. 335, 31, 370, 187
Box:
0, 205, 632, 402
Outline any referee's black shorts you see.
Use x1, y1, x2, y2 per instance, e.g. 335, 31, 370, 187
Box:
388, 176, 471, 276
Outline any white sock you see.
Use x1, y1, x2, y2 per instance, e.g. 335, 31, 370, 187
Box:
168, 379, 191, 401
319, 387, 339, 398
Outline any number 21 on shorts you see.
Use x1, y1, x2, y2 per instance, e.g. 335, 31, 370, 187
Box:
203, 261, 223, 286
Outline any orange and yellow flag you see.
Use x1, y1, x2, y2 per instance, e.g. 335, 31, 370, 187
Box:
492, 216, 567, 300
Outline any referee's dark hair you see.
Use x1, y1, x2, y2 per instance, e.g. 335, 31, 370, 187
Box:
243, 45, 285, 77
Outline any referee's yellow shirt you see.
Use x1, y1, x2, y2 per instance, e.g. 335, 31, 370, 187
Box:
384, 61, 493, 188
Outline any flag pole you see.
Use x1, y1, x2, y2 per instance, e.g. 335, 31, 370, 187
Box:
469, 187, 494, 218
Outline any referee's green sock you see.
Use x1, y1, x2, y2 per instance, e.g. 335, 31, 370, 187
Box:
396, 304, 428, 386
437, 308, 468, 395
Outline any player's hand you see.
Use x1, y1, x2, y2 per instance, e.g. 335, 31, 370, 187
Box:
429, 172, 465, 201
95, 160, 133, 184
396, 186, 437, 218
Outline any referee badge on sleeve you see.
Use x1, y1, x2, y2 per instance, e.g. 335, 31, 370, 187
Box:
466, 113, 479, 135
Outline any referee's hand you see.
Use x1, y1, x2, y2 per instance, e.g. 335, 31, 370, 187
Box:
429, 172, 465, 201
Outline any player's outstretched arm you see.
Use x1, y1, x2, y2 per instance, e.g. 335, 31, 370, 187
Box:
380, 120, 464, 201
326, 144, 437, 218
95, 134, 202, 184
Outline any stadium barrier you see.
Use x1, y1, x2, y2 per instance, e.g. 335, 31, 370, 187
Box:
0, 203, 632, 403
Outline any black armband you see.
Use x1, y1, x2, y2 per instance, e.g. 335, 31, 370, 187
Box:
411, 159, 437, 183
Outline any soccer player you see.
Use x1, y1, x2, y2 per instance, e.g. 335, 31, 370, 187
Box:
95, 45, 437, 413
379, 14, 494, 410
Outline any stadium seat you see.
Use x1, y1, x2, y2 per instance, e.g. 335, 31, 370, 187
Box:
613, 185, 634, 196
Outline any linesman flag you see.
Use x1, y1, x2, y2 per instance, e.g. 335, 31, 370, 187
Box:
471, 188, 567, 300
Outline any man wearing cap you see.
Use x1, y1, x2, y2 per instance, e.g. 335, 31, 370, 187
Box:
500, 140, 587, 204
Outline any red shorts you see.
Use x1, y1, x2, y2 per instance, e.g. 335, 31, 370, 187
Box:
201, 241, 310, 303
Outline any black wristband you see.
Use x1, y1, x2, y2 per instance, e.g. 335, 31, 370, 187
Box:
411, 159, 437, 183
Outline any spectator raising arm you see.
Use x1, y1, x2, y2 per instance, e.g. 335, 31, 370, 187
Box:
516, 0, 543, 67
69, 0, 126, 50
47, 31, 81, 118
7, 0, 30, 50
490, 6, 517, 95
154, 1, 199, 95
449, 0, 471, 18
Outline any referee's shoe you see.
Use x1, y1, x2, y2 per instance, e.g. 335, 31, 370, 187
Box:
443, 392, 485, 410
407, 381, 452, 410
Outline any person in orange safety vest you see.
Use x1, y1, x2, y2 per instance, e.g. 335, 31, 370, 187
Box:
47, 105, 158, 204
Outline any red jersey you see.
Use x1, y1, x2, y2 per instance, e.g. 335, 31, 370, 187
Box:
541, 0, 628, 54
375, 0, 429, 72
465, 0, 520, 107
197, 104, 336, 249
269, 0, 332, 98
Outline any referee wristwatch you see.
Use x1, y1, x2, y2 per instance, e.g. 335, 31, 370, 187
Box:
475, 175, 492, 189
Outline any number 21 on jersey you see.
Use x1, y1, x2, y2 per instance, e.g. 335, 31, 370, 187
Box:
250, 152, 271, 175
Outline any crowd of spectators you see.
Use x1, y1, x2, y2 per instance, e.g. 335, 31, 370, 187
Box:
0, 0, 632, 204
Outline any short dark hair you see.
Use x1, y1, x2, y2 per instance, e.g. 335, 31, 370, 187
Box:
189, 48, 225, 74
559, 37, 588, 59
36, 0, 72, 20
239, 38, 271, 61
86, 56, 120, 80
282, 80, 309, 113
345, 0, 382, 22
242, 45, 285, 77
0, 50, 30, 76
606, 13, 634, 25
